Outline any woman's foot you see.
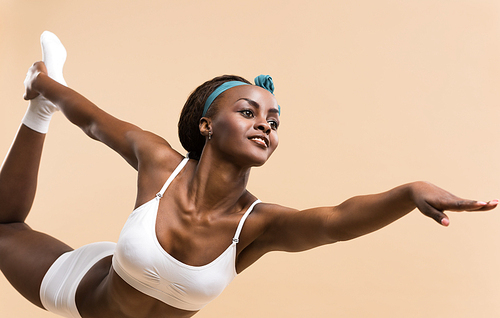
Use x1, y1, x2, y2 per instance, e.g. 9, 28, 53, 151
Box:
21, 31, 68, 134
41, 31, 67, 86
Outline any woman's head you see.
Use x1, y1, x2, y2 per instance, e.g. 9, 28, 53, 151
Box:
178, 75, 251, 160
203, 84, 280, 167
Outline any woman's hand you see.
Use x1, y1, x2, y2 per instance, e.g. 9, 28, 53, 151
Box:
23, 61, 47, 100
410, 181, 498, 226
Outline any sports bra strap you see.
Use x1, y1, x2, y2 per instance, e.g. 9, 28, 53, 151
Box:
232, 199, 261, 243
156, 157, 190, 199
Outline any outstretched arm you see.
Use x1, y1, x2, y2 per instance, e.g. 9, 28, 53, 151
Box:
24, 62, 172, 170
253, 182, 497, 254
325, 181, 496, 236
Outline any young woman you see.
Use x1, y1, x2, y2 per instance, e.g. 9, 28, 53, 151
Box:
0, 32, 496, 318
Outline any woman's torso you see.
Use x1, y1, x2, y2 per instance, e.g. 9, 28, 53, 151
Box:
74, 155, 265, 318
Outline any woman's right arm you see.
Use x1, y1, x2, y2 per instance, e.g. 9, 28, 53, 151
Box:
25, 62, 174, 170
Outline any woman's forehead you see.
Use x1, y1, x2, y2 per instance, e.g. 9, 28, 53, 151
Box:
223, 85, 278, 108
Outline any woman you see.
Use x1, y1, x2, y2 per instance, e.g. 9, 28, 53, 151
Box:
0, 32, 496, 318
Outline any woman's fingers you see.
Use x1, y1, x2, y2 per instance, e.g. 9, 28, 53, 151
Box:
444, 199, 487, 211
438, 198, 498, 212
420, 198, 498, 226
23, 62, 47, 100
477, 199, 499, 211
418, 200, 450, 226
411, 182, 497, 226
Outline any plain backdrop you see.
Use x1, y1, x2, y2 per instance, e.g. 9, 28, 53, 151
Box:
1, 1, 499, 317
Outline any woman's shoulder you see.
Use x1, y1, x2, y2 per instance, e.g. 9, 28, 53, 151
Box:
235, 201, 300, 272
132, 132, 188, 204
241, 200, 299, 234
127, 130, 184, 172
242, 201, 303, 241
252, 201, 298, 218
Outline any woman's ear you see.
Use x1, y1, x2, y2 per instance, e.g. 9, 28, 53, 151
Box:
199, 117, 212, 138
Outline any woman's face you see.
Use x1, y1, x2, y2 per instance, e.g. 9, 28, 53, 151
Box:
208, 85, 280, 167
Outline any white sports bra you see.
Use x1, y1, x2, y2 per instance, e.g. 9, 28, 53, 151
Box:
112, 157, 260, 311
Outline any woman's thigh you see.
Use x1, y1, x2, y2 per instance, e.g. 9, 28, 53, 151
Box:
0, 222, 72, 308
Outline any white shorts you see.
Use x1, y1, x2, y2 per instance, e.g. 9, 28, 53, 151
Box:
39, 242, 116, 318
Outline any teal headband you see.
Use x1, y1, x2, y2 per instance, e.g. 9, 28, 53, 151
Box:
202, 75, 280, 116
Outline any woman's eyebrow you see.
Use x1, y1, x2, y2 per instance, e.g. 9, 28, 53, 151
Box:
238, 98, 279, 114
238, 98, 260, 108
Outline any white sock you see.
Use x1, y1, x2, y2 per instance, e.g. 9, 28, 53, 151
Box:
22, 31, 67, 133
41, 31, 67, 86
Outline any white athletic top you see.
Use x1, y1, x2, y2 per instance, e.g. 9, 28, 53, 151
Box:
112, 157, 260, 311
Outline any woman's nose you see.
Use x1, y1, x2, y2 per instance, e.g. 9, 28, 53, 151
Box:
256, 121, 271, 134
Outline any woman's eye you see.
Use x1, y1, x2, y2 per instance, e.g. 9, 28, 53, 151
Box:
268, 121, 278, 130
240, 110, 254, 117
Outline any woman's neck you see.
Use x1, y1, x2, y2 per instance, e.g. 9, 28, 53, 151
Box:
187, 150, 252, 214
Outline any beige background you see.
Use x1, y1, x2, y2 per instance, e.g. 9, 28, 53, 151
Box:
1, 1, 499, 317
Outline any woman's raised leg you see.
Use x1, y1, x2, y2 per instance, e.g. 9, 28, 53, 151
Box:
0, 31, 73, 309
0, 125, 73, 309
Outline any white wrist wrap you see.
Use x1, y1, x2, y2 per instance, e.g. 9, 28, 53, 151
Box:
22, 97, 58, 134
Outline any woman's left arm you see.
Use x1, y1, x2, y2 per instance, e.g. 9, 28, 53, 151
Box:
254, 182, 497, 253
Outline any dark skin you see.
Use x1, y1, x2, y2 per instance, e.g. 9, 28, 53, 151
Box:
0, 61, 496, 318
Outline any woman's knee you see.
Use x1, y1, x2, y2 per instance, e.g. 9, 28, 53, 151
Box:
0, 200, 33, 224
0, 223, 72, 308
